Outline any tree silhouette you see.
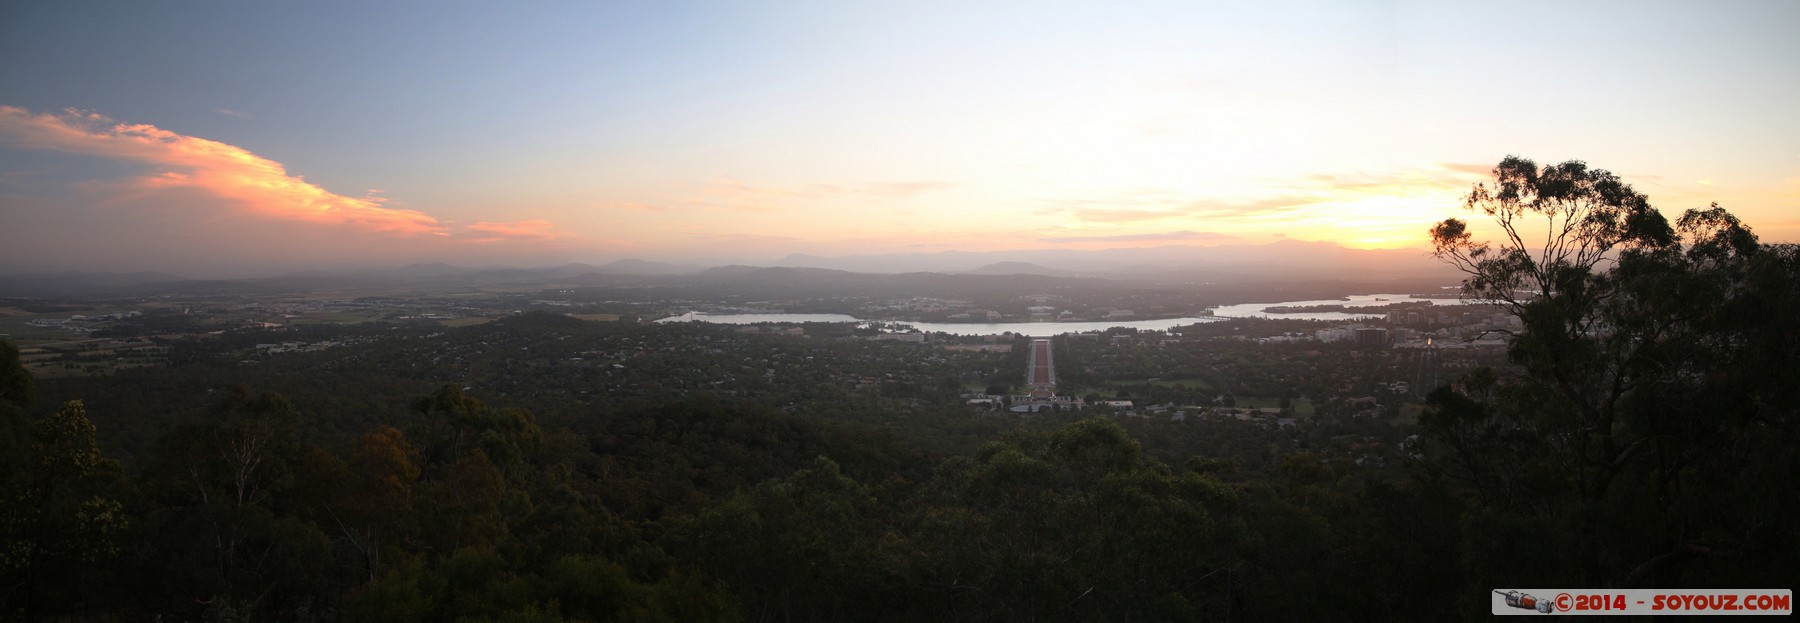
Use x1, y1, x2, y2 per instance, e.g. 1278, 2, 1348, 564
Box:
1423, 155, 1800, 590
2, 400, 129, 619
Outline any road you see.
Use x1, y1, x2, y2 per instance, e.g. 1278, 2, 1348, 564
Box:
1027, 338, 1055, 389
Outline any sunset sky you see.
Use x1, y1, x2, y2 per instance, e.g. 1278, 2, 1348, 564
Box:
3, 1, 1796, 276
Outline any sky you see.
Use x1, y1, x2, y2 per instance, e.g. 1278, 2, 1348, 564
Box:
2, 1, 1796, 277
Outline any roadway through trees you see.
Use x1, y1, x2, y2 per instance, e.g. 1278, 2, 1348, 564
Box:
1026, 338, 1055, 390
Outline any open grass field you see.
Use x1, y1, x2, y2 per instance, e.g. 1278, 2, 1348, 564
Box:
283, 310, 390, 324
0, 324, 81, 341
19, 340, 171, 378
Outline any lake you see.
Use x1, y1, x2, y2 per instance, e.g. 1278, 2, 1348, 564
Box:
662, 293, 1461, 336
1207, 293, 1447, 321
657, 294, 1454, 336
657, 311, 1224, 336
658, 312, 862, 324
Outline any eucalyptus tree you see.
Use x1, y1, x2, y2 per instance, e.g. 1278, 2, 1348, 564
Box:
1422, 156, 1799, 589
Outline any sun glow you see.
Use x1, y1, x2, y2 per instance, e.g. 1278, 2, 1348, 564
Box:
2, 1, 1794, 274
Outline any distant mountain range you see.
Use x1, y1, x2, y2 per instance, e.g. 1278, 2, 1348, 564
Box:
0, 259, 705, 297
962, 262, 1081, 278
774, 240, 1450, 281
0, 241, 1457, 297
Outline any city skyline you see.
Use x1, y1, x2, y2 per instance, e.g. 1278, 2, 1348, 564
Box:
3, 1, 1797, 277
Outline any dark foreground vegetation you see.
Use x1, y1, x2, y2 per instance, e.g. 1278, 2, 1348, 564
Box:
3, 158, 1796, 621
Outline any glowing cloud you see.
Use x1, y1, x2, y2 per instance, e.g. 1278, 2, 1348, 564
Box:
1039, 230, 1239, 244
1441, 163, 1498, 176
1183, 195, 1330, 218
1020, 163, 1496, 250
465, 220, 571, 243
0, 105, 446, 235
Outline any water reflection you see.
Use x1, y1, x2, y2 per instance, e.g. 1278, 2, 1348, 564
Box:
657, 293, 1451, 336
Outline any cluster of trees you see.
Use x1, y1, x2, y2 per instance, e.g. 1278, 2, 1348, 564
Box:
0, 365, 1454, 621
0, 356, 1320, 621
1052, 332, 1480, 408
2, 372, 767, 620
1421, 156, 1800, 592
32, 313, 1009, 468
1, 156, 1792, 620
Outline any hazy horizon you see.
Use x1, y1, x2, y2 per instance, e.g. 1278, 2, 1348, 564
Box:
4, 2, 1797, 277
0, 236, 1458, 282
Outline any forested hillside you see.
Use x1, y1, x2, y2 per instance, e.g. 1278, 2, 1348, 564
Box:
2, 165, 1795, 621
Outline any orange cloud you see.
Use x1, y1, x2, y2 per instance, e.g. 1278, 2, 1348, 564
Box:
1441, 162, 1497, 176
1039, 230, 1239, 244
465, 219, 573, 243
1049, 195, 1325, 223
1183, 195, 1330, 217
0, 105, 444, 235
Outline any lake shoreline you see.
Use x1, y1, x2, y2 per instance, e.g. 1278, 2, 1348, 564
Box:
655, 292, 1451, 336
